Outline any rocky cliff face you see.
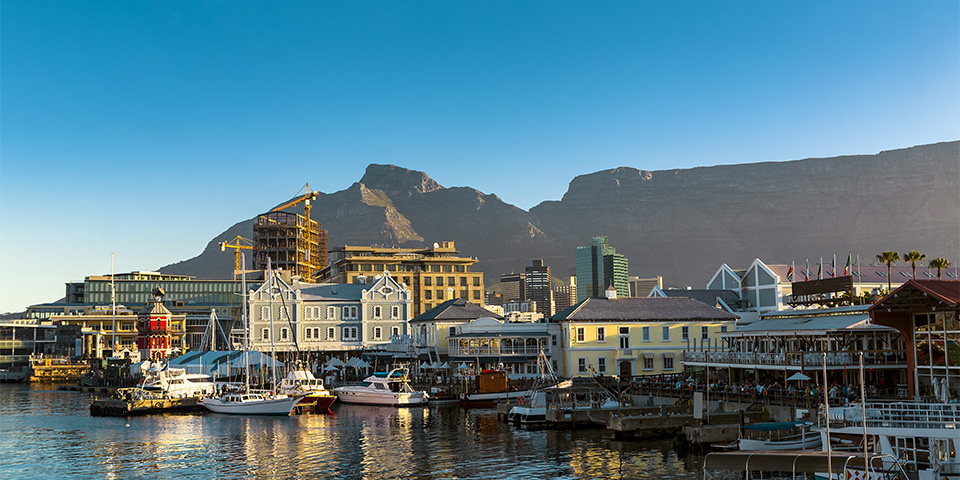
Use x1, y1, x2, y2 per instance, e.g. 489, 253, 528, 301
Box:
161, 141, 960, 288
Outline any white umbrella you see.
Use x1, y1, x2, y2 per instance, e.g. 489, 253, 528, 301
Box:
326, 357, 345, 367
345, 357, 361, 367
355, 359, 372, 369
439, 361, 451, 369
786, 372, 811, 382
419, 361, 431, 370
323, 365, 339, 372
457, 363, 470, 370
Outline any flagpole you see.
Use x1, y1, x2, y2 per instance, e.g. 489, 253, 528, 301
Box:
832, 254, 836, 278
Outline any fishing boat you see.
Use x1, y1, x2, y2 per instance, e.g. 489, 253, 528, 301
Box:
736, 421, 822, 451
506, 352, 563, 425
334, 368, 428, 406
201, 257, 303, 416
459, 369, 526, 408
278, 365, 337, 412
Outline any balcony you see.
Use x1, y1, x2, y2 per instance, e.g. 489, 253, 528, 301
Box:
682, 349, 907, 368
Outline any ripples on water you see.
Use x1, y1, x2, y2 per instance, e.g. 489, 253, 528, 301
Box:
0, 384, 706, 480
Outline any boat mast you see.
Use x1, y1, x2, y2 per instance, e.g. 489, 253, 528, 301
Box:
111, 253, 116, 356
242, 253, 250, 391
267, 258, 278, 394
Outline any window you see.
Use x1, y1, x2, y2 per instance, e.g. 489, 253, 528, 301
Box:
391, 306, 400, 318
436, 277, 444, 286
597, 327, 605, 342
373, 306, 382, 319
663, 355, 674, 370
720, 325, 728, 333
342, 327, 359, 341
598, 357, 606, 373
681, 326, 689, 342
343, 306, 358, 319
578, 358, 587, 373
552, 335, 557, 346
576, 327, 585, 343
373, 327, 382, 340
280, 328, 289, 340
701, 326, 709, 341
327, 306, 337, 319
261, 306, 269, 320
424, 277, 432, 286
619, 327, 630, 349
460, 289, 467, 299
391, 326, 400, 337
261, 328, 270, 341
437, 289, 444, 300
460, 277, 468, 286
447, 277, 455, 287
425, 290, 432, 300
662, 326, 671, 342
643, 355, 654, 370
449, 326, 457, 337
327, 327, 336, 340
473, 277, 480, 287
473, 291, 480, 300
642, 326, 650, 342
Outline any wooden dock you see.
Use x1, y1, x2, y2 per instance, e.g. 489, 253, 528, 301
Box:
90, 396, 203, 416
607, 409, 769, 440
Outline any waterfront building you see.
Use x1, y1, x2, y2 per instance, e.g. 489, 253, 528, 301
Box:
52, 306, 143, 358
525, 259, 555, 317
648, 287, 740, 313
554, 287, 737, 378
409, 298, 503, 357
628, 276, 663, 297
870, 279, 960, 400
553, 275, 577, 313
500, 272, 525, 302
575, 236, 628, 301
0, 320, 73, 367
446, 317, 561, 377
247, 272, 411, 354
683, 305, 907, 391
316, 241, 485, 318
254, 210, 327, 280
705, 259, 790, 325
137, 288, 186, 360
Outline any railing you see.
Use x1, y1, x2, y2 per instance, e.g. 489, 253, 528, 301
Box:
446, 345, 545, 356
683, 350, 907, 367
826, 402, 960, 430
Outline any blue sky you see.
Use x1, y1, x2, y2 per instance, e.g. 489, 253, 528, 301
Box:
1, 1, 958, 312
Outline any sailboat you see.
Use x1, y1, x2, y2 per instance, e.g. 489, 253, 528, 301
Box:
201, 256, 304, 415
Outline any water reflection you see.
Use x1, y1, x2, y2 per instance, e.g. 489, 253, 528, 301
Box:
0, 384, 701, 480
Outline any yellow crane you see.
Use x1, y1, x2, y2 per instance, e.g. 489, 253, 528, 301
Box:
270, 183, 319, 220
219, 235, 254, 279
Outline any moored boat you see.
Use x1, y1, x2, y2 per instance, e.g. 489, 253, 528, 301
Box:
201, 391, 305, 415
278, 366, 337, 412
736, 421, 821, 451
334, 368, 428, 406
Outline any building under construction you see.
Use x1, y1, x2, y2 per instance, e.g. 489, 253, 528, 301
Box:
253, 186, 328, 280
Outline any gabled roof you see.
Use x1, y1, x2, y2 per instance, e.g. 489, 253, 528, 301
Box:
868, 279, 960, 312
296, 283, 368, 301
411, 298, 503, 323
552, 297, 738, 322
655, 288, 740, 310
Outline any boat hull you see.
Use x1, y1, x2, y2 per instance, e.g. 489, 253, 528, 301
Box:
201, 395, 302, 415
738, 434, 822, 451
334, 388, 427, 406
507, 405, 546, 425
460, 390, 527, 409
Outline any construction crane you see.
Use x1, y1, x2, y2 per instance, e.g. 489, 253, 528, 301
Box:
219, 235, 254, 279
270, 183, 319, 220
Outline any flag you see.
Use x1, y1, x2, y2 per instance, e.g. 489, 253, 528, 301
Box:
844, 254, 851, 276
787, 264, 794, 282
831, 255, 836, 278
804, 259, 809, 281
817, 262, 822, 280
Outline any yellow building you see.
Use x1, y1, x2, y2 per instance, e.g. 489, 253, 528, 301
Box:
554, 290, 737, 378
316, 241, 485, 317
409, 298, 502, 357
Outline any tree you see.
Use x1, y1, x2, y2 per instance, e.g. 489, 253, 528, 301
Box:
903, 250, 926, 279
876, 251, 900, 292
929, 257, 951, 279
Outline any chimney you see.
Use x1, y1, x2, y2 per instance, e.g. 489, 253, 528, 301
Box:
605, 285, 617, 300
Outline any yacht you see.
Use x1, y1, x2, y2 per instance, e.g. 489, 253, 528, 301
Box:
201, 390, 305, 416
139, 364, 216, 399
278, 366, 337, 412
334, 368, 428, 406
817, 401, 960, 479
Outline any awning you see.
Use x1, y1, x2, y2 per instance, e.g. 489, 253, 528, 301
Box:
642, 353, 655, 359
662, 352, 675, 359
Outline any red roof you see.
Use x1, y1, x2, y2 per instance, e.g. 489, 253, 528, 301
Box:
869, 279, 960, 311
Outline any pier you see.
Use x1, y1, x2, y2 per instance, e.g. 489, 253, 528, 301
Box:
90, 395, 202, 416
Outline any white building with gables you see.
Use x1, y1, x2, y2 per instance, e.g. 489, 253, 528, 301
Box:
247, 272, 412, 353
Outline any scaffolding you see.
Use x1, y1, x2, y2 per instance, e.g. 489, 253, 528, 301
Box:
253, 211, 327, 280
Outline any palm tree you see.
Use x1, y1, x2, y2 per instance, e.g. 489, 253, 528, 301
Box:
902, 250, 926, 279
876, 251, 900, 291
929, 257, 951, 279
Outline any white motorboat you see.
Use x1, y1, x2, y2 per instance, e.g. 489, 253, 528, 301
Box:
201, 391, 304, 415
816, 402, 960, 479
507, 390, 548, 425
736, 421, 822, 451
334, 368, 428, 406
278, 366, 337, 412
139, 363, 216, 399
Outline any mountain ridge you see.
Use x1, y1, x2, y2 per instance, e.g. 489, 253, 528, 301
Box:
160, 141, 960, 289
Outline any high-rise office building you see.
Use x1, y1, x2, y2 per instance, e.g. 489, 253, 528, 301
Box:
500, 272, 526, 303
553, 275, 577, 314
524, 259, 554, 317
575, 236, 629, 301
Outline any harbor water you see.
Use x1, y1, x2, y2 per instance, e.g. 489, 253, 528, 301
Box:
0, 383, 704, 480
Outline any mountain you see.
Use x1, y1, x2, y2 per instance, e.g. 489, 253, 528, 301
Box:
160, 141, 960, 289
